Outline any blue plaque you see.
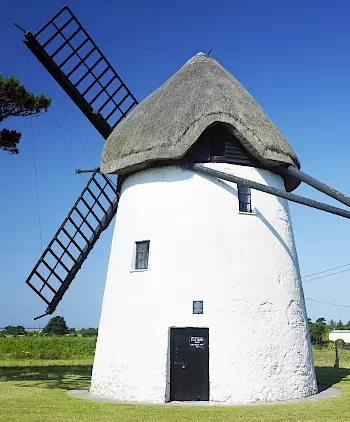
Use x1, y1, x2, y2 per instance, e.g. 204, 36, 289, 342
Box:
193, 300, 203, 314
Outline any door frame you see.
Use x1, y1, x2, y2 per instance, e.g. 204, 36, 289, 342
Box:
169, 326, 209, 402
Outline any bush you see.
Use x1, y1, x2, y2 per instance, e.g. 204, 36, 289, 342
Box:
336, 339, 345, 349
79, 328, 98, 337
2, 326, 27, 336
327, 341, 335, 350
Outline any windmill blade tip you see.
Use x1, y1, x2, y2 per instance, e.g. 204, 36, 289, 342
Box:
13, 22, 29, 34
34, 312, 50, 321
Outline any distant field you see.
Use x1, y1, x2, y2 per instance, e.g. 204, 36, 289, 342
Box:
0, 336, 97, 360
0, 349, 350, 421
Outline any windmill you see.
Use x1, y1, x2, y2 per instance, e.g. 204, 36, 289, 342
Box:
17, 6, 350, 404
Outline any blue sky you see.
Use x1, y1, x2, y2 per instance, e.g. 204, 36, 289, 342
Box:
1, 0, 350, 328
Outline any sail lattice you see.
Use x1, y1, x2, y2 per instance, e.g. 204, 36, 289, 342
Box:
24, 5, 138, 139
26, 171, 118, 317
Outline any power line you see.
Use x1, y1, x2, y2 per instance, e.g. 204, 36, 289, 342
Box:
30, 117, 43, 252
32, 57, 77, 171
302, 263, 350, 279
305, 298, 350, 308
106, 174, 117, 188
302, 267, 350, 283
39, 63, 95, 169
106, 42, 193, 55
0, 249, 42, 252
27, 52, 43, 252
0, 248, 107, 254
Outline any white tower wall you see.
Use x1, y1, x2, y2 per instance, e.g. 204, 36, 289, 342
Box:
91, 163, 317, 404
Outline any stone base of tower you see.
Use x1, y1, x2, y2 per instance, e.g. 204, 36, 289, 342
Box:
90, 164, 318, 404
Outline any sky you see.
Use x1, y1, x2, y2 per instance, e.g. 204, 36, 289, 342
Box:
1, 0, 350, 328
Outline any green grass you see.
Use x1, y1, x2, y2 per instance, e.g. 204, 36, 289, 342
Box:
1, 350, 350, 421
0, 336, 97, 360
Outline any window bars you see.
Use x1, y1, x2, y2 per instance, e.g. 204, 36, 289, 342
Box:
135, 241, 150, 270
23, 5, 138, 139
238, 186, 252, 213
26, 171, 119, 318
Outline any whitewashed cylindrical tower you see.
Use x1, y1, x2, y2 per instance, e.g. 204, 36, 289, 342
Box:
90, 54, 317, 404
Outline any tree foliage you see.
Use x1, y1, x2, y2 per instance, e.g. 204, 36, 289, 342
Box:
307, 317, 350, 347
309, 322, 327, 345
336, 320, 344, 329
42, 316, 69, 336
2, 326, 27, 336
79, 328, 98, 337
0, 74, 51, 154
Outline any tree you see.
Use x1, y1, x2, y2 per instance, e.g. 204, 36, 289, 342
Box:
309, 322, 326, 345
0, 74, 51, 154
79, 328, 98, 337
2, 326, 27, 336
42, 316, 69, 336
336, 320, 344, 329
316, 317, 326, 325
329, 319, 336, 327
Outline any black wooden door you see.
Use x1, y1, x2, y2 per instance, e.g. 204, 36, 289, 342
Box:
170, 327, 209, 401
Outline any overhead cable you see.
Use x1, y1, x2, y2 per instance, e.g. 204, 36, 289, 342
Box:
40, 63, 95, 169
0, 249, 42, 252
106, 42, 193, 55
27, 52, 43, 253
302, 263, 350, 279
32, 57, 77, 171
302, 268, 350, 283
31, 117, 43, 252
305, 298, 350, 308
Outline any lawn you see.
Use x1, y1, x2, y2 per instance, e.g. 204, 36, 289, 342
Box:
0, 350, 350, 421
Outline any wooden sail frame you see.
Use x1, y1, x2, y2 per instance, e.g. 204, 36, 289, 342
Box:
23, 5, 138, 140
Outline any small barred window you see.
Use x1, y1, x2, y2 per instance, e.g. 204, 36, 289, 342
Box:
135, 241, 150, 270
238, 186, 252, 213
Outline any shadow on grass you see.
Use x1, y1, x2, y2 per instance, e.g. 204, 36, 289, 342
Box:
315, 366, 350, 390
1, 364, 350, 392
0, 364, 92, 390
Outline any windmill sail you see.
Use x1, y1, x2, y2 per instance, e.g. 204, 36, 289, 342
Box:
26, 171, 119, 318
23, 5, 138, 139
21, 7, 139, 317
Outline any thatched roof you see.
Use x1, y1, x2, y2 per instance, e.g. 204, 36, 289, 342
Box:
101, 53, 300, 189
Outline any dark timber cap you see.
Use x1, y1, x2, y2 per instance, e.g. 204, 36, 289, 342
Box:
101, 53, 300, 190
